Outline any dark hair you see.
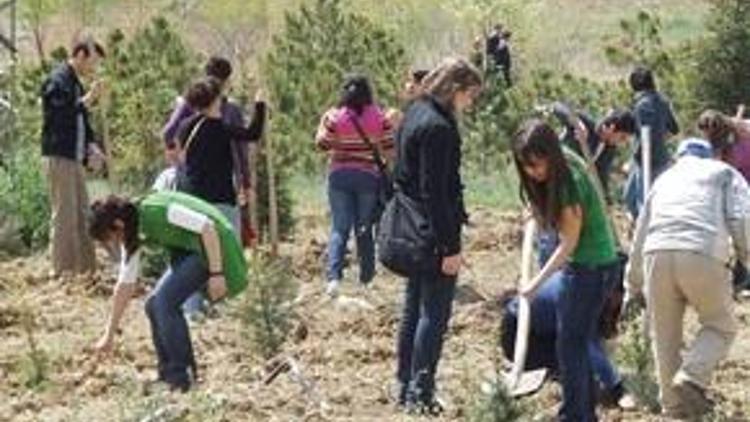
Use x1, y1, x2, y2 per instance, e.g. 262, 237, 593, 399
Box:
339, 74, 373, 115
598, 109, 636, 134
185, 76, 223, 110
204, 56, 232, 82
89, 195, 139, 256
412, 69, 430, 84
512, 119, 575, 229
71, 40, 106, 58
629, 66, 655, 92
697, 109, 734, 158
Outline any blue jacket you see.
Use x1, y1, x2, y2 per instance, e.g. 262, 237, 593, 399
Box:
632, 90, 679, 172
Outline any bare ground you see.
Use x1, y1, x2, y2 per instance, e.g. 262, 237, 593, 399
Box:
1, 205, 749, 422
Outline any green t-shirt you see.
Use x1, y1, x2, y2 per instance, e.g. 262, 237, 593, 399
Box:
137, 191, 248, 297
560, 149, 617, 265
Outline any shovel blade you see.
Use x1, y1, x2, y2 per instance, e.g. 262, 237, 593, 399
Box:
503, 368, 547, 398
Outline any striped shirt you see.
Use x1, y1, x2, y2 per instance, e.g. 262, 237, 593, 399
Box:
315, 105, 394, 175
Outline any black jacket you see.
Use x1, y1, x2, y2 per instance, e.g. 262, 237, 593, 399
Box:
394, 96, 466, 256
40, 63, 96, 161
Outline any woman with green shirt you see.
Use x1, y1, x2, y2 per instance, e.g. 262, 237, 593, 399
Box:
88, 190, 248, 391
512, 119, 618, 421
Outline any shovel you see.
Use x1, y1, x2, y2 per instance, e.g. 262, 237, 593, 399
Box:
502, 218, 547, 397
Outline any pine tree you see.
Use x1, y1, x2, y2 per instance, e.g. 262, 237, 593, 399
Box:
695, 0, 750, 111
263, 0, 407, 173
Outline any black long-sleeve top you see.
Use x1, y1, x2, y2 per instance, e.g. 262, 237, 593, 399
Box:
394, 96, 465, 256
176, 102, 265, 205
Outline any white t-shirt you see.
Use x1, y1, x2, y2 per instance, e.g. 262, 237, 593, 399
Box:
117, 203, 213, 285
152, 167, 177, 191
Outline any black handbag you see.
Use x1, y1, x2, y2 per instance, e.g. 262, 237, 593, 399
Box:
174, 116, 206, 192
377, 190, 439, 277
347, 113, 394, 223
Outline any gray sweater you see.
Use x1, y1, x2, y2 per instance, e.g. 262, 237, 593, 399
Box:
627, 156, 750, 293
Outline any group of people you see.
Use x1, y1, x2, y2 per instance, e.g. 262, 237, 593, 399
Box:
41, 39, 265, 391
38, 33, 749, 420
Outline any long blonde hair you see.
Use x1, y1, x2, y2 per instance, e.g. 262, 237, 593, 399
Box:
421, 57, 483, 110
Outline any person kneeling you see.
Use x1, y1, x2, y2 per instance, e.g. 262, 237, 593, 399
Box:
88, 190, 248, 391
498, 272, 635, 410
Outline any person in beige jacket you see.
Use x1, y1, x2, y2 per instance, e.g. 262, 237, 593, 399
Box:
626, 138, 750, 418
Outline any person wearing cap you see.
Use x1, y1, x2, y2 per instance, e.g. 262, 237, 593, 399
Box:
625, 138, 750, 418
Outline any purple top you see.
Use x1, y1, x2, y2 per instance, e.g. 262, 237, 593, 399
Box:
728, 132, 750, 183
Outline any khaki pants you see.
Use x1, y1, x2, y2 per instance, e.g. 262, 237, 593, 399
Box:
45, 157, 96, 275
645, 251, 736, 413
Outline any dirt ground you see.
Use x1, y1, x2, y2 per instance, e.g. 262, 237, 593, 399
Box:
1, 205, 749, 422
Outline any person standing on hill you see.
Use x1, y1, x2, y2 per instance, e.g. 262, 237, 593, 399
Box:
626, 138, 749, 418
41, 39, 107, 276
393, 58, 482, 415
623, 66, 679, 220
485, 24, 512, 86
315, 74, 394, 297
511, 119, 619, 421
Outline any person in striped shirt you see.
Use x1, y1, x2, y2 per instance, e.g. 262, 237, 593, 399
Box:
315, 74, 394, 296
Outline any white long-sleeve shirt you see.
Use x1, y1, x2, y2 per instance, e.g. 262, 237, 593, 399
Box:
627, 156, 750, 294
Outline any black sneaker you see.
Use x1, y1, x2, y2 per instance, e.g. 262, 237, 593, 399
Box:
404, 397, 446, 417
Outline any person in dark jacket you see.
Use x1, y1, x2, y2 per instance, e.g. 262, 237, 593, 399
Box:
41, 39, 106, 276
623, 66, 680, 220
485, 24, 512, 86
394, 57, 482, 415
543, 102, 636, 199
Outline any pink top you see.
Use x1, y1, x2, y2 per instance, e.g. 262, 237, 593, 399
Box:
315, 104, 394, 175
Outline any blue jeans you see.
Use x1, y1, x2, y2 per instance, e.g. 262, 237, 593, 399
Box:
182, 203, 239, 316
326, 170, 379, 284
145, 252, 208, 389
557, 262, 617, 422
396, 271, 457, 403
623, 161, 667, 220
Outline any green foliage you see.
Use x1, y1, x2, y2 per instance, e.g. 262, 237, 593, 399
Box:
264, 0, 407, 173
603, 10, 675, 75
694, 0, 750, 112
602, 9, 701, 127
0, 147, 50, 249
238, 253, 297, 359
616, 315, 660, 413
101, 16, 198, 191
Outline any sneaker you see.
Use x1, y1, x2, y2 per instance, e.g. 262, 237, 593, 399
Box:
325, 279, 340, 298
673, 378, 713, 417
404, 397, 445, 417
600, 382, 637, 410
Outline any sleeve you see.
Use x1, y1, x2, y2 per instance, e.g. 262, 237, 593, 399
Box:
315, 109, 338, 151
117, 249, 141, 285
551, 102, 577, 130
162, 97, 191, 147
626, 189, 653, 295
41, 77, 73, 111
379, 112, 396, 155
225, 102, 266, 142
420, 125, 461, 256
166, 203, 213, 233
725, 171, 750, 266
666, 102, 680, 135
